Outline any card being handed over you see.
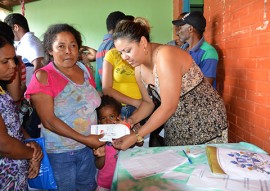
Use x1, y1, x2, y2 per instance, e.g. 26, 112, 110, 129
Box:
91, 124, 130, 142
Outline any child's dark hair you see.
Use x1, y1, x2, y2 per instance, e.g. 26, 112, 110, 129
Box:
96, 95, 122, 118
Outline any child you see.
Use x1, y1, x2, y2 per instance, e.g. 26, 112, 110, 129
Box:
94, 95, 122, 191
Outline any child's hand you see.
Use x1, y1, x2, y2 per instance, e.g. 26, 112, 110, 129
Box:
93, 145, 106, 157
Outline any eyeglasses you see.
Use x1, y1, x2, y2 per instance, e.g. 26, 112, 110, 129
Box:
147, 84, 161, 107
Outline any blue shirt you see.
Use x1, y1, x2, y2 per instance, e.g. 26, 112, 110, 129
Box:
95, 33, 114, 91
188, 37, 218, 88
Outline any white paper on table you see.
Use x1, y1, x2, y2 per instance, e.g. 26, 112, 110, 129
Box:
91, 124, 130, 142
161, 170, 190, 181
217, 147, 270, 180
187, 164, 270, 191
121, 150, 187, 179
185, 147, 205, 158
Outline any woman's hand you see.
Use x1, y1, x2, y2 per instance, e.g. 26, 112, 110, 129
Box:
26, 141, 43, 162
85, 134, 105, 149
112, 134, 137, 151
28, 159, 41, 179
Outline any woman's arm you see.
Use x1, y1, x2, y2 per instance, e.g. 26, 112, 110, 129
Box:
0, 116, 34, 160
127, 67, 155, 125
137, 47, 183, 138
31, 92, 103, 149
31, 70, 104, 149
0, 116, 42, 178
102, 60, 141, 108
113, 46, 188, 150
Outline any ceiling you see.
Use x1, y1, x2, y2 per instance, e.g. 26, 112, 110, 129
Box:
0, 0, 38, 11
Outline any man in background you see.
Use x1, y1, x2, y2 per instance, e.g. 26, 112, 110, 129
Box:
95, 11, 126, 93
5, 13, 44, 86
5, 13, 44, 138
167, 12, 188, 49
172, 11, 219, 87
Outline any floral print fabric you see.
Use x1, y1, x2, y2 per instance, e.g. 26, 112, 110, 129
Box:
0, 86, 28, 190
154, 62, 228, 146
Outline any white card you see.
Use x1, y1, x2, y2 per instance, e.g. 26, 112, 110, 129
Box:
91, 124, 130, 142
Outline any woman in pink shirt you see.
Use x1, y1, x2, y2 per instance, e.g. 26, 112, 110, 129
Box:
25, 24, 104, 191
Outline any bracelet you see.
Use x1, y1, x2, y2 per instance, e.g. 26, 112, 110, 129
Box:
135, 133, 144, 143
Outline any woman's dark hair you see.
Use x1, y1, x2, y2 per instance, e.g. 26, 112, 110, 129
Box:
0, 21, 14, 45
43, 23, 82, 64
0, 34, 13, 49
96, 95, 122, 118
113, 17, 151, 42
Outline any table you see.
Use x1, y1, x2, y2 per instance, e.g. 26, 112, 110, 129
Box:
111, 142, 268, 191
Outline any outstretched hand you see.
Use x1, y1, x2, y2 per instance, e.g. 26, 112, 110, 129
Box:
112, 133, 137, 151
85, 134, 105, 149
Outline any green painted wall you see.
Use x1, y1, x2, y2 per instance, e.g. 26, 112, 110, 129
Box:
13, 0, 173, 49
190, 0, 204, 4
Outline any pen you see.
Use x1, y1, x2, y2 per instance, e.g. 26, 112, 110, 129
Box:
183, 150, 192, 164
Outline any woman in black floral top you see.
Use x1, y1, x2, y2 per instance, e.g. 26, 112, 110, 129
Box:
112, 17, 228, 150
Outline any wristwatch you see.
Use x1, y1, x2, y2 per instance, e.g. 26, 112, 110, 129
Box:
135, 133, 144, 143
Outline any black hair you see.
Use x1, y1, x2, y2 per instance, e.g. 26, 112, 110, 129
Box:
113, 17, 151, 43
0, 34, 13, 48
0, 21, 14, 45
4, 13, 30, 32
96, 95, 122, 118
124, 15, 135, 21
106, 11, 126, 32
43, 23, 82, 64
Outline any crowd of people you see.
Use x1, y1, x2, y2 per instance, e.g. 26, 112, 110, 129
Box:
0, 10, 228, 191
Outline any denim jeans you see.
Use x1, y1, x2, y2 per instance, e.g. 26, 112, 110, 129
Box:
121, 105, 136, 119
48, 147, 97, 191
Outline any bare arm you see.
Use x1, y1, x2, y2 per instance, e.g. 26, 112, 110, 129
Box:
113, 46, 192, 150
137, 47, 184, 138
127, 67, 155, 125
102, 60, 141, 108
0, 116, 34, 160
31, 70, 104, 149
